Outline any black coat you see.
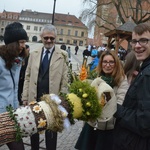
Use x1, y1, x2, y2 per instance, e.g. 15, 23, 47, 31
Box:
83, 49, 91, 57
113, 57, 150, 150
18, 56, 29, 102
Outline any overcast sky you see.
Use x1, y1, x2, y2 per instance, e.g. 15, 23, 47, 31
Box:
0, 0, 95, 37
0, 0, 84, 18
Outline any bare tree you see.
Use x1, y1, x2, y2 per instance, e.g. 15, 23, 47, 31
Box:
112, 0, 150, 24
81, 0, 150, 32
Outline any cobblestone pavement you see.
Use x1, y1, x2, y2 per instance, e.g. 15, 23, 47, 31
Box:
0, 121, 83, 150
0, 43, 90, 150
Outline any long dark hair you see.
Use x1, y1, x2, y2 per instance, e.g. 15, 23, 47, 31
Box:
0, 41, 27, 69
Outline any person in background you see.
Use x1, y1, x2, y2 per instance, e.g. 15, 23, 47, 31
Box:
123, 51, 141, 84
88, 44, 93, 52
0, 22, 28, 150
98, 44, 106, 52
75, 44, 79, 55
83, 46, 91, 59
91, 45, 98, 57
82, 46, 91, 68
18, 44, 30, 105
113, 23, 150, 150
66, 46, 71, 62
22, 24, 68, 150
60, 43, 66, 51
75, 50, 129, 150
88, 51, 102, 71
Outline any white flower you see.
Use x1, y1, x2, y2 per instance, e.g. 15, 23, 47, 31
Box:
38, 118, 47, 128
33, 105, 42, 113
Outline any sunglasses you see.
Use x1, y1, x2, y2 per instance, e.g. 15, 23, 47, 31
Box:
43, 36, 55, 41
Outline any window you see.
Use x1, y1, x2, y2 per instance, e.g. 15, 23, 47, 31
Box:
75, 31, 78, 36
39, 27, 42, 31
1, 21, 4, 26
2, 15, 5, 18
81, 32, 84, 37
13, 15, 18, 19
73, 40, 77, 45
68, 30, 71, 35
60, 29, 63, 35
8, 15, 12, 19
34, 26, 38, 31
0, 28, 4, 34
79, 41, 83, 46
67, 40, 70, 44
26, 26, 30, 30
59, 38, 63, 43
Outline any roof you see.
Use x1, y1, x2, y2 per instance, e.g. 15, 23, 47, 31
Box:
54, 13, 87, 28
20, 10, 52, 20
3, 10, 20, 15
105, 21, 137, 38
20, 10, 87, 28
0, 10, 20, 20
116, 21, 137, 32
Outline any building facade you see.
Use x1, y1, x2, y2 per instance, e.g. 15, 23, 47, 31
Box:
0, 10, 88, 46
94, 0, 150, 49
0, 10, 20, 41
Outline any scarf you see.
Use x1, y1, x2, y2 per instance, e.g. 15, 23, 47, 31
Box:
101, 75, 114, 88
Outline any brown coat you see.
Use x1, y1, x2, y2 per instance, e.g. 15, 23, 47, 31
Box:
22, 45, 68, 102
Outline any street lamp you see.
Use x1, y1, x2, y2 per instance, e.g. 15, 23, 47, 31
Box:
52, 0, 56, 25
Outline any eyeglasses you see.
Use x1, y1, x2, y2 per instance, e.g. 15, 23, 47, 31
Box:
102, 60, 115, 66
130, 38, 150, 46
43, 36, 55, 41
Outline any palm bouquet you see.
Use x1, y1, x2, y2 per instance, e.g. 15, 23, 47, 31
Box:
0, 59, 116, 145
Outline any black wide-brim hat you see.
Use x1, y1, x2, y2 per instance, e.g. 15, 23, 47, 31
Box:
4, 22, 28, 45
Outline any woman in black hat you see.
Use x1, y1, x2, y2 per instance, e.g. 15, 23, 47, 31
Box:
0, 22, 28, 150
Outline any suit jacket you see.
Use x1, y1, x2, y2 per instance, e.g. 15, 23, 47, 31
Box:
22, 45, 68, 102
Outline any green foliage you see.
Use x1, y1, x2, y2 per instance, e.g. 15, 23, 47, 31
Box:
59, 92, 75, 124
87, 69, 98, 80
6, 105, 22, 141
69, 80, 102, 121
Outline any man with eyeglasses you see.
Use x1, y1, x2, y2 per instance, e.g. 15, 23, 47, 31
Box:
22, 24, 68, 150
113, 23, 150, 150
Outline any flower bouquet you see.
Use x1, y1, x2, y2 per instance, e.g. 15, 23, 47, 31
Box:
0, 60, 116, 145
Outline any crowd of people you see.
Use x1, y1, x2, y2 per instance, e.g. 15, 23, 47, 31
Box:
0, 21, 150, 150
